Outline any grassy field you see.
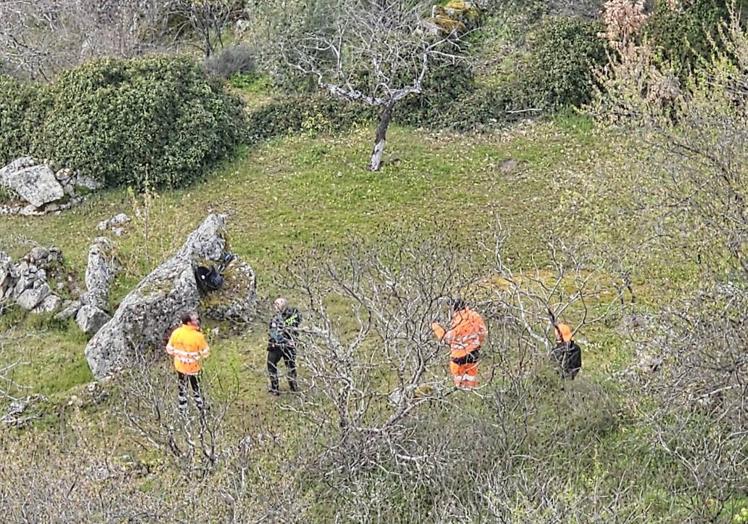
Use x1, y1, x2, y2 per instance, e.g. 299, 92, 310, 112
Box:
2, 114, 731, 521
0, 114, 694, 396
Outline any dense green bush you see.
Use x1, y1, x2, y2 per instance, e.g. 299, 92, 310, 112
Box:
0, 75, 49, 166
396, 59, 477, 127
520, 16, 608, 110
245, 94, 374, 142
35, 56, 245, 189
645, 0, 730, 76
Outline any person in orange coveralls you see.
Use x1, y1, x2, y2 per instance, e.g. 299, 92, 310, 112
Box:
432, 298, 487, 390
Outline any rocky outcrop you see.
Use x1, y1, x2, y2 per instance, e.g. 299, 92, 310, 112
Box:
201, 259, 257, 323
0, 157, 98, 216
82, 237, 118, 310
2, 247, 66, 314
84, 214, 256, 379
426, 0, 480, 35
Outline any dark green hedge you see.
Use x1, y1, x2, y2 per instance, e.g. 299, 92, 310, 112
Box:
520, 16, 609, 111
1, 56, 245, 190
245, 95, 375, 142
0, 76, 49, 166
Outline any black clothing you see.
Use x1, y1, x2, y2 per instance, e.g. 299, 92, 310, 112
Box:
267, 306, 302, 393
177, 372, 204, 411
267, 346, 298, 393
551, 341, 582, 380
268, 307, 302, 348
451, 349, 480, 366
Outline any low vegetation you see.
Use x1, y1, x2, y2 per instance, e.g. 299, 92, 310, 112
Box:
0, 0, 746, 522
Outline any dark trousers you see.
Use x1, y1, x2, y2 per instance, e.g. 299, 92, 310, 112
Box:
177, 372, 204, 411
267, 345, 298, 392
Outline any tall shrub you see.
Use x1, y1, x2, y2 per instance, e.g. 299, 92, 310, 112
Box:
645, 0, 731, 77
37, 56, 245, 189
521, 17, 609, 110
0, 75, 49, 166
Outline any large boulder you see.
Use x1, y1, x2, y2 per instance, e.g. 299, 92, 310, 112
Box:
0, 164, 64, 209
84, 214, 255, 379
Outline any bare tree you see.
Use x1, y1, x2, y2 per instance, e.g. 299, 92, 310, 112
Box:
166, 0, 240, 58
0, 0, 169, 80
277, 0, 460, 171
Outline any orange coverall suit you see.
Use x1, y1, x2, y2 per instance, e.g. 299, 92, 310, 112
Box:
432, 307, 487, 389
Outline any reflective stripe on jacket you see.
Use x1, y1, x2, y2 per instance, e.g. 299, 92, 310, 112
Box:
432, 307, 487, 359
166, 325, 210, 375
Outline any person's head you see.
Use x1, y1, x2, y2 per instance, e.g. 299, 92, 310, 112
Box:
182, 311, 200, 328
451, 297, 466, 313
273, 297, 288, 313
555, 323, 573, 343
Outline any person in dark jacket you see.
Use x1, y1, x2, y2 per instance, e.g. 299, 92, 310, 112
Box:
551, 323, 582, 380
267, 297, 302, 395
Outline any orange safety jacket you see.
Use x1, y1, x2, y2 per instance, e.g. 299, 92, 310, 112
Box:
166, 324, 210, 375
432, 307, 487, 359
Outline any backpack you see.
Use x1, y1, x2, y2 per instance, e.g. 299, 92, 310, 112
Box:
195, 265, 224, 292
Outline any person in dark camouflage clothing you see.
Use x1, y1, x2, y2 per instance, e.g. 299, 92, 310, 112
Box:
267, 297, 302, 395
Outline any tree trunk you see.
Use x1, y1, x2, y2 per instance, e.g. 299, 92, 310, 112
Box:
369, 102, 395, 171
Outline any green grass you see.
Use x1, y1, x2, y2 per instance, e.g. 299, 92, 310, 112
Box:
0, 119, 721, 520
0, 121, 690, 397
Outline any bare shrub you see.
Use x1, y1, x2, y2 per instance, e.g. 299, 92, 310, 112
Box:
204, 43, 257, 79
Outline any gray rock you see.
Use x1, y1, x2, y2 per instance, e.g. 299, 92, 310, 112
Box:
55, 300, 81, 321
83, 237, 118, 310
33, 293, 62, 314
0, 157, 34, 178
74, 174, 102, 191
0, 252, 14, 294
202, 259, 257, 323
16, 283, 51, 310
28, 246, 49, 264
76, 305, 111, 335
20, 205, 42, 216
84, 214, 255, 379
97, 213, 130, 231
1, 165, 64, 208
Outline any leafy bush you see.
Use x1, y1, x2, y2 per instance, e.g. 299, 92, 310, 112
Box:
204, 43, 257, 79
0, 75, 49, 166
245, 95, 374, 142
520, 16, 609, 110
396, 59, 477, 127
644, 0, 730, 77
35, 56, 245, 189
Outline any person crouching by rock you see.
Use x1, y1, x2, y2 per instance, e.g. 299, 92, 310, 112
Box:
166, 311, 210, 414
267, 297, 302, 396
551, 323, 582, 380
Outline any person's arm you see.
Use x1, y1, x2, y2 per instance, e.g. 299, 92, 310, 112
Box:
198, 333, 210, 360
432, 322, 446, 342
166, 330, 178, 355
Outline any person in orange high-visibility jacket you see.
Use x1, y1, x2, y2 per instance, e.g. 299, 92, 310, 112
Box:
166, 311, 210, 413
432, 298, 487, 390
